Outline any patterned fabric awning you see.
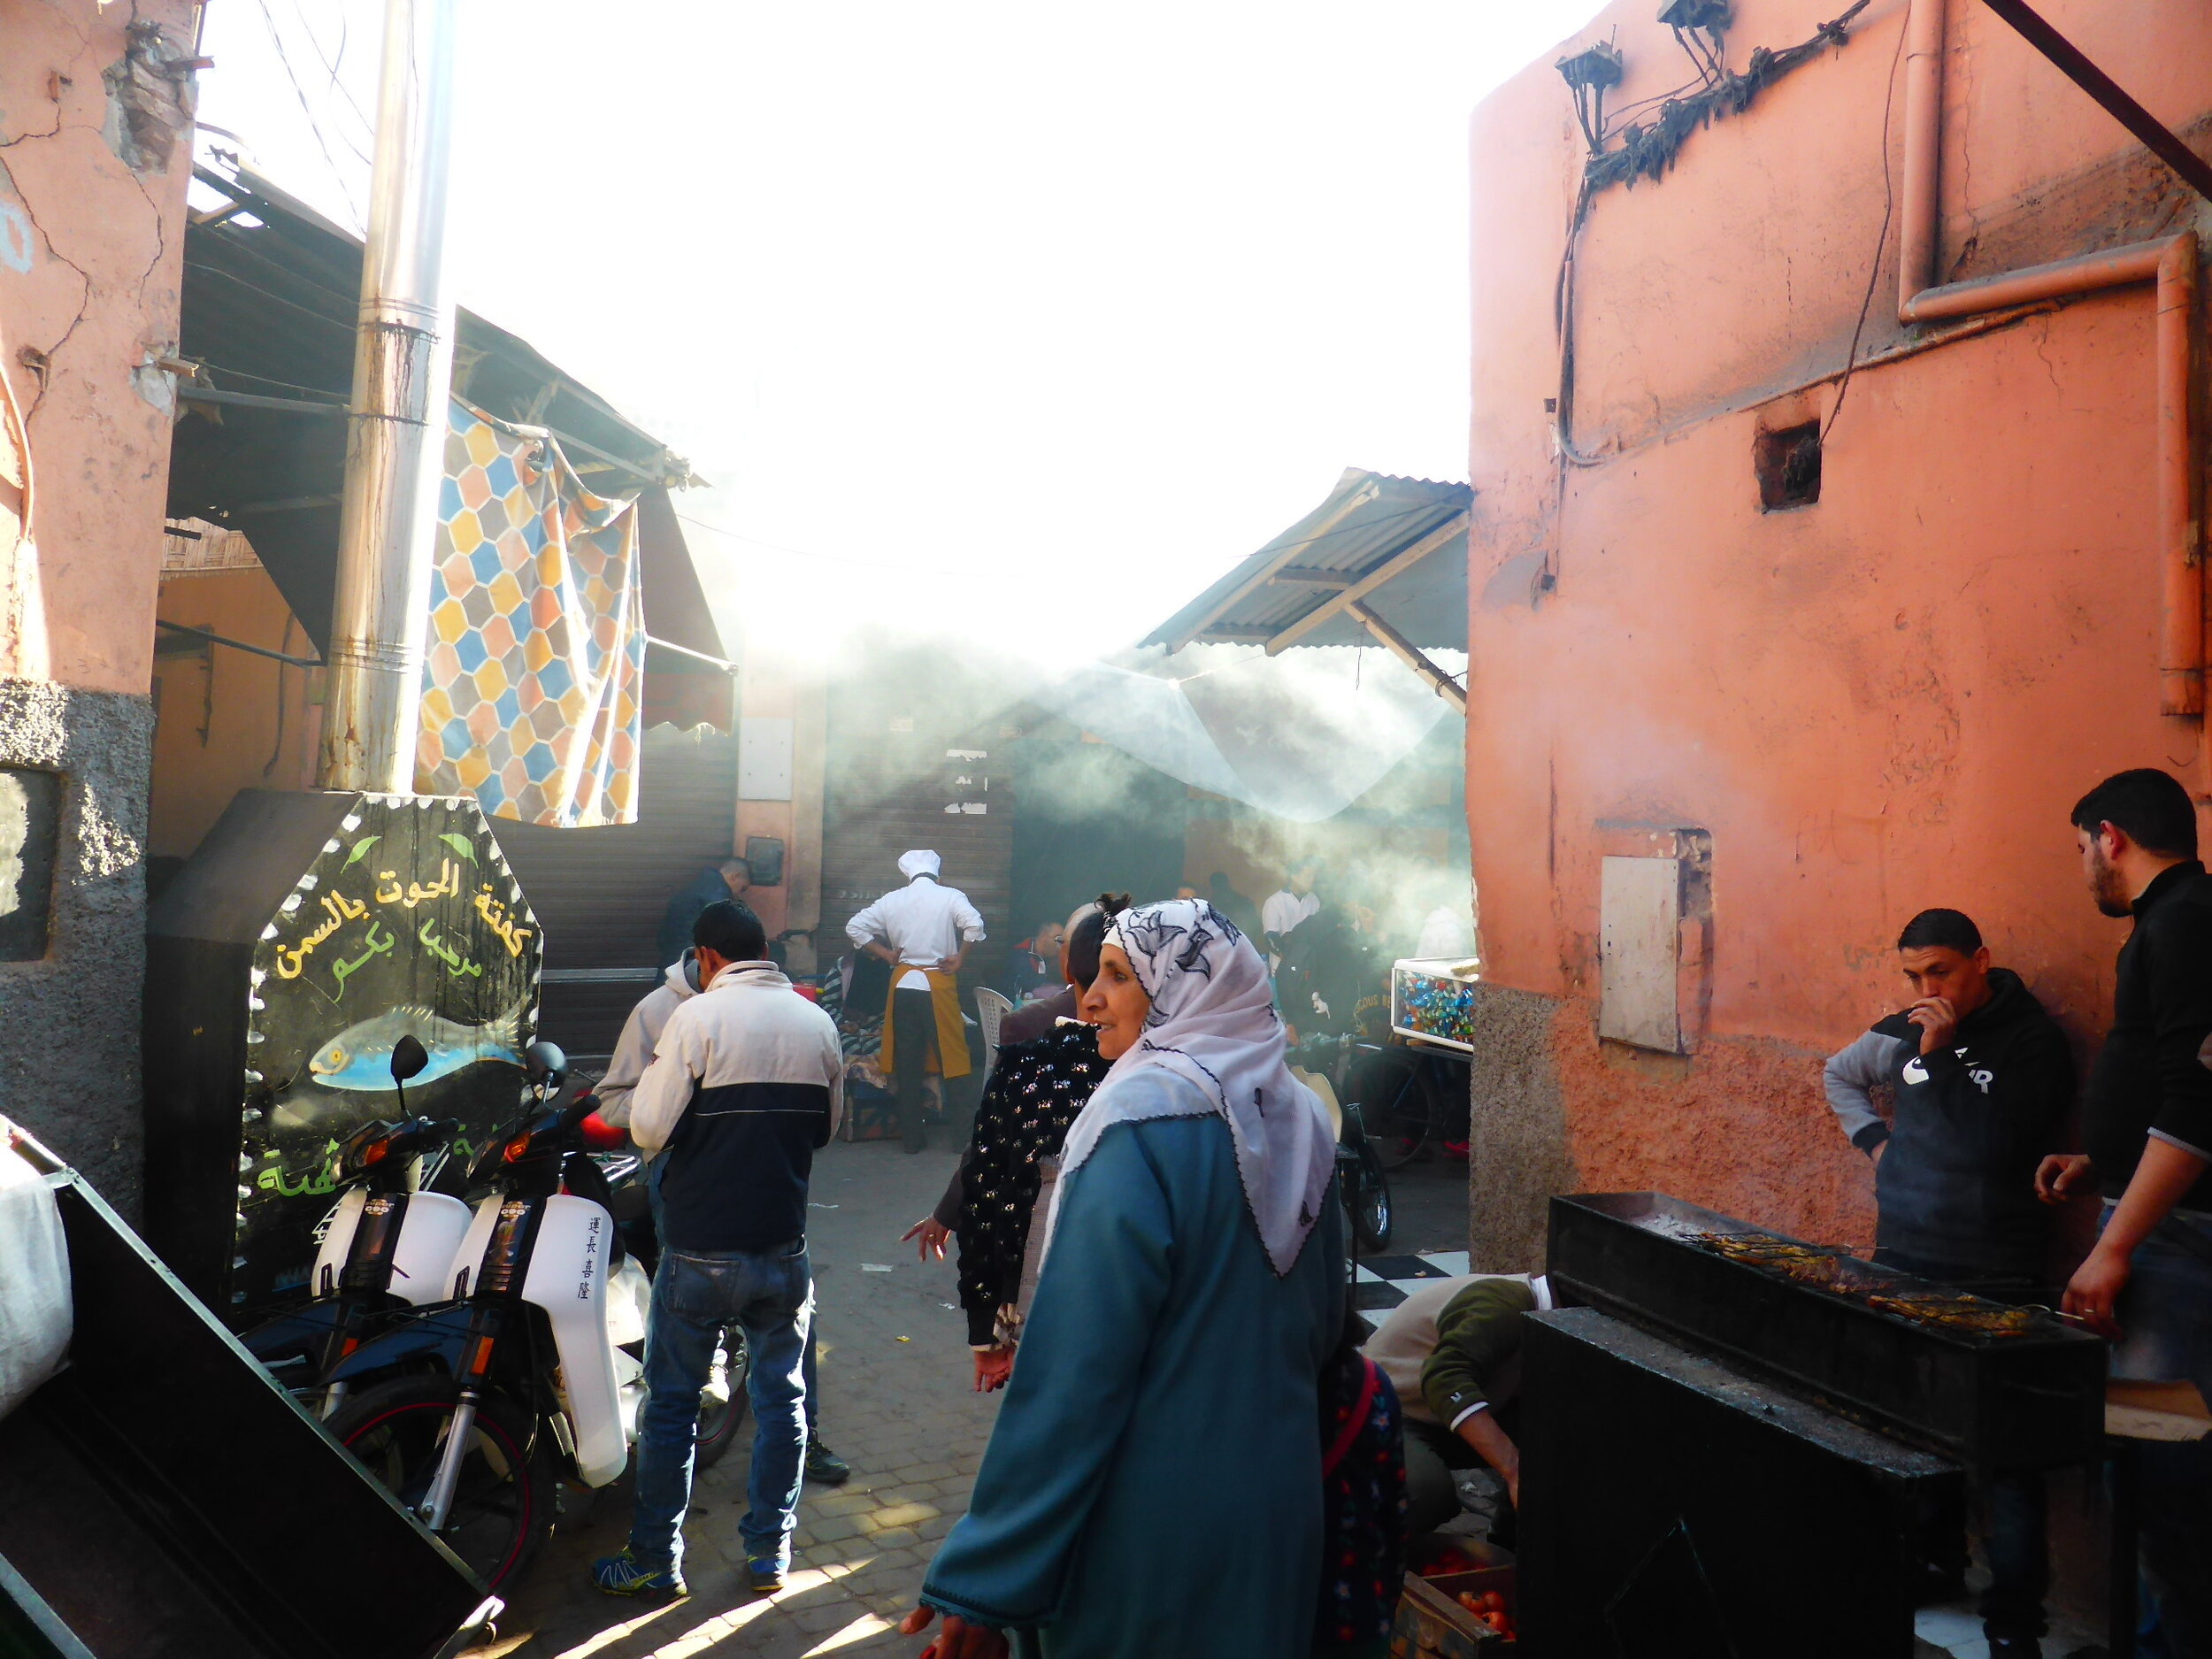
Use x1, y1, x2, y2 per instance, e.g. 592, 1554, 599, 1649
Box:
416, 399, 646, 826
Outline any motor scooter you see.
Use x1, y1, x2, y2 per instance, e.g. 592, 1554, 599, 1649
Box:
324, 1042, 741, 1591
240, 1033, 475, 1417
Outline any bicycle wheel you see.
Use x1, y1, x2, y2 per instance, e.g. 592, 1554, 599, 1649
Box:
332, 1374, 554, 1591
694, 1324, 752, 1471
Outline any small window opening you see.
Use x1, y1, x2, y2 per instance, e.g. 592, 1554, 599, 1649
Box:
1755, 422, 1822, 511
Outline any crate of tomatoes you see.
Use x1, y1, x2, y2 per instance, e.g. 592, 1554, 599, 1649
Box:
1392, 1541, 1517, 1653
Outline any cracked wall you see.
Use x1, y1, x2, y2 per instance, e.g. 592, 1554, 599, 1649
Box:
2, 0, 200, 1211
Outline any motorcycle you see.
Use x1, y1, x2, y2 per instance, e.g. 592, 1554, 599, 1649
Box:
322, 1042, 743, 1591
240, 1033, 475, 1417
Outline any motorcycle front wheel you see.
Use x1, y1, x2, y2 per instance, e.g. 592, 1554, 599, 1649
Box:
694, 1325, 752, 1470
331, 1375, 555, 1591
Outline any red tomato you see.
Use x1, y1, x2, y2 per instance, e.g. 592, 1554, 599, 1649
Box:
1482, 1593, 1506, 1614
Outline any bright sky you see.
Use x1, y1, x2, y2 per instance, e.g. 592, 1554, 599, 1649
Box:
195, 2, 1604, 661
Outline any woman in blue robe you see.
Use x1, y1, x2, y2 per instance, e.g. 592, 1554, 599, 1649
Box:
903, 899, 1342, 1659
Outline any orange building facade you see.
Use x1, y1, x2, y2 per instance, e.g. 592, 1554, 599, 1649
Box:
1462, 0, 2212, 1264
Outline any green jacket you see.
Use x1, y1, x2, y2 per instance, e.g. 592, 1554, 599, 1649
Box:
1419, 1277, 1538, 1425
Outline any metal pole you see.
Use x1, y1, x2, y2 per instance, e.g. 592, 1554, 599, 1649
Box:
319, 0, 459, 793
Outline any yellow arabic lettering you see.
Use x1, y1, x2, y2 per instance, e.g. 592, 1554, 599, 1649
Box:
373, 871, 403, 905
274, 906, 345, 979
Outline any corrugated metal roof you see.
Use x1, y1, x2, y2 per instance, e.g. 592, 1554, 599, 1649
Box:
1142, 468, 1472, 653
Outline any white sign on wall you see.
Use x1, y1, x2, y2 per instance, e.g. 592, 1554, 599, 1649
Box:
739, 717, 795, 801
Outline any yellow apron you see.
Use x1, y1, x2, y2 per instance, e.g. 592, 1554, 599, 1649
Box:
879, 963, 972, 1079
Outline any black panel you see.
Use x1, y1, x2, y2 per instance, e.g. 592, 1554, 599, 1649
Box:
0, 1147, 483, 1658
1517, 1309, 1961, 1659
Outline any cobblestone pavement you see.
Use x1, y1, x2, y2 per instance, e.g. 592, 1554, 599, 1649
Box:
469, 1134, 997, 1659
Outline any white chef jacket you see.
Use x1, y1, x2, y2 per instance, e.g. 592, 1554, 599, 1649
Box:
846, 876, 987, 990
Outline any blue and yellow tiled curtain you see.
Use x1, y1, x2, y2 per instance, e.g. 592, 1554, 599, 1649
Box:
415, 399, 646, 826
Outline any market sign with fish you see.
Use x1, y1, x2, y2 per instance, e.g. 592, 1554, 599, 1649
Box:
234, 795, 542, 1312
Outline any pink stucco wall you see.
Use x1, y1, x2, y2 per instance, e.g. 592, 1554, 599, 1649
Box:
1, 1, 199, 693
1463, 0, 2212, 1263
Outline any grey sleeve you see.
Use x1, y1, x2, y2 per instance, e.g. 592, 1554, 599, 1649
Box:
593, 1003, 657, 1129
1824, 1030, 1901, 1152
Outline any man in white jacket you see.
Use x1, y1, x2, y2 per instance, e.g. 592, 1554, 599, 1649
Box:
591, 902, 844, 1601
596, 949, 851, 1488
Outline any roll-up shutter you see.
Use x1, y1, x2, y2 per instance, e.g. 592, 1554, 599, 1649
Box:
820, 685, 1012, 993
489, 722, 737, 1056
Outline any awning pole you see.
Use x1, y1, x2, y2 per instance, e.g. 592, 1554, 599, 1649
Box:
1346, 600, 1467, 711
319, 0, 458, 792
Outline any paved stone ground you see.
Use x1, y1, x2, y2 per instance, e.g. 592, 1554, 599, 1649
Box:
467, 1133, 1000, 1659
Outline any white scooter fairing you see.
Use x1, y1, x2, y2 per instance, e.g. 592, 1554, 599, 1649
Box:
310, 1187, 474, 1308
521, 1195, 627, 1487
448, 1191, 630, 1488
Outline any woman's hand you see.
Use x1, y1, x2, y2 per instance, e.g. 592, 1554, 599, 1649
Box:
2034, 1153, 2093, 1206
901, 1607, 1009, 1658
972, 1345, 1014, 1393
902, 1217, 951, 1261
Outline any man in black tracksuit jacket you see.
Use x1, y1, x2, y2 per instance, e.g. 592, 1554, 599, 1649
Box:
1824, 907, 2072, 1656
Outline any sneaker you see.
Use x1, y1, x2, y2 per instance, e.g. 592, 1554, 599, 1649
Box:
805, 1440, 852, 1485
590, 1547, 687, 1599
747, 1555, 787, 1594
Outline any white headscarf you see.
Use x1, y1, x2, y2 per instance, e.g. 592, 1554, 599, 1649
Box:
1051, 899, 1334, 1277
897, 849, 941, 880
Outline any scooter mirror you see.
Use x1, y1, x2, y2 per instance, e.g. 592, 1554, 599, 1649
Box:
390, 1033, 430, 1083
525, 1040, 567, 1087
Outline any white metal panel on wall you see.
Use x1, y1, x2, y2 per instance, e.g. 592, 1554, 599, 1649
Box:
1599, 855, 1681, 1053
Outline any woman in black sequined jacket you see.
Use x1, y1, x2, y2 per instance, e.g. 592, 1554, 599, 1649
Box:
903, 896, 1125, 1389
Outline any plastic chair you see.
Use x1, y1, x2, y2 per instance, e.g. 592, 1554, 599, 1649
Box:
974, 987, 1014, 1079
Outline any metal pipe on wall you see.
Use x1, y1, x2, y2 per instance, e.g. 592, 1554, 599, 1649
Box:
1896, 0, 1947, 311
1895, 0, 2203, 721
319, 0, 459, 793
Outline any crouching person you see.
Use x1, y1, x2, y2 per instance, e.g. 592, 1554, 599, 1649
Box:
592, 901, 844, 1600
1824, 906, 2073, 1657
1362, 1272, 1555, 1540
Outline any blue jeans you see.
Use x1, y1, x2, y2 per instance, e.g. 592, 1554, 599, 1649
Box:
646, 1161, 821, 1432
630, 1238, 812, 1573
2108, 1206, 2212, 1659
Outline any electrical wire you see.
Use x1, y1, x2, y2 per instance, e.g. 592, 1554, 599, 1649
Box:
1822, 7, 1910, 444
1600, 73, 1710, 139
254, 0, 365, 228
285, 0, 373, 142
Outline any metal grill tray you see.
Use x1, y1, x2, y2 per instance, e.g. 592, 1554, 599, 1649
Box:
1548, 1193, 2107, 1469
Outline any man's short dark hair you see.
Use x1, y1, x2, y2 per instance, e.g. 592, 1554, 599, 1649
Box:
2071, 767, 2199, 859
695, 899, 767, 961
1066, 893, 1131, 989
1897, 908, 1982, 955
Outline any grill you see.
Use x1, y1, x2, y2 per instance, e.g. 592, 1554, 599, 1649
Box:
1548, 1192, 2106, 1470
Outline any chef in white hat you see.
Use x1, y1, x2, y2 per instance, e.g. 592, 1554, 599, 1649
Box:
845, 850, 987, 1151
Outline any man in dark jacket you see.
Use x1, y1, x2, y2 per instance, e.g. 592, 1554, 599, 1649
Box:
2039, 768, 2212, 1659
593, 902, 843, 1600
655, 856, 755, 970
1824, 906, 2072, 1655
1824, 907, 2073, 1281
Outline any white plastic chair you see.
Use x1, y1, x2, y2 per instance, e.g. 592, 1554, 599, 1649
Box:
975, 987, 1014, 1080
